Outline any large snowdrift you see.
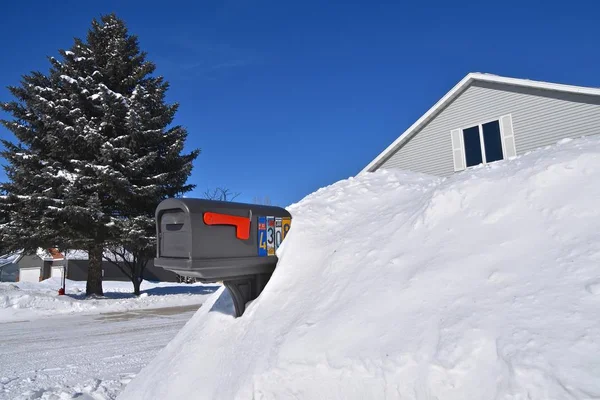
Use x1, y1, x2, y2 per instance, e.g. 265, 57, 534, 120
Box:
119, 136, 600, 400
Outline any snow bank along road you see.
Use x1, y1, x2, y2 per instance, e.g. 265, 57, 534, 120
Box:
0, 304, 201, 400
0, 278, 219, 322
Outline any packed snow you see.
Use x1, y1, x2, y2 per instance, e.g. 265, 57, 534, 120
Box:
0, 304, 199, 400
120, 135, 600, 400
0, 278, 219, 322
0, 278, 218, 399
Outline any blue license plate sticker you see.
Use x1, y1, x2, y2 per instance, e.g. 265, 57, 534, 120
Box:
257, 216, 267, 257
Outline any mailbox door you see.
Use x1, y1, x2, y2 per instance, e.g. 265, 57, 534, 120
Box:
159, 209, 191, 259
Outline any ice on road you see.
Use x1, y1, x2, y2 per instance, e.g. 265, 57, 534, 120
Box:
0, 304, 201, 400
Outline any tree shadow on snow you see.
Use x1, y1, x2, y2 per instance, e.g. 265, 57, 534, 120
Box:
141, 284, 221, 297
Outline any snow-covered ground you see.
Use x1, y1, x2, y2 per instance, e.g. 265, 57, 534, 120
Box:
0, 278, 219, 322
0, 304, 200, 400
0, 278, 219, 399
119, 135, 600, 400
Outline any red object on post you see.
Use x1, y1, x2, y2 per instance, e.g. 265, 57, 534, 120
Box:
203, 212, 251, 240
58, 288, 65, 296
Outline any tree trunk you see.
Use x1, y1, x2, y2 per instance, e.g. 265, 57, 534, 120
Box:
86, 245, 104, 296
131, 258, 143, 296
132, 277, 141, 296
131, 257, 148, 296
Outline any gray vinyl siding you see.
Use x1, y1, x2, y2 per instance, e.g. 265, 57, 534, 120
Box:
378, 81, 600, 176
17, 255, 43, 270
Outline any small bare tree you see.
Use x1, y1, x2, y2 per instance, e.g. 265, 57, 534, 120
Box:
103, 246, 150, 296
101, 216, 155, 296
204, 187, 241, 202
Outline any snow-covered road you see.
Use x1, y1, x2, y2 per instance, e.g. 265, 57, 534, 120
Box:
0, 304, 201, 399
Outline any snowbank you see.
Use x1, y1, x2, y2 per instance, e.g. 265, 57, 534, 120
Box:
119, 136, 600, 400
10, 378, 127, 400
0, 278, 220, 321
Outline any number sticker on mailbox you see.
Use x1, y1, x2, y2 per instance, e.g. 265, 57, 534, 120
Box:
275, 217, 283, 249
282, 217, 291, 240
266, 216, 275, 256
257, 216, 267, 257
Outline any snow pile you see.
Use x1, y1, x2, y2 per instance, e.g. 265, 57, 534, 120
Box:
120, 136, 600, 400
10, 378, 127, 400
0, 278, 219, 321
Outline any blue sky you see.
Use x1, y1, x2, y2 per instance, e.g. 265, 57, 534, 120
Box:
1, 0, 599, 206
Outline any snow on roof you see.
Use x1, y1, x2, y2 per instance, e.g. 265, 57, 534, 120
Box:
360, 72, 600, 174
0, 252, 22, 266
36, 248, 56, 261
26, 248, 134, 262
60, 249, 134, 262
63, 250, 88, 260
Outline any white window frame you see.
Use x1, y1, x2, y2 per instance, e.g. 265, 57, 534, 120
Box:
460, 117, 504, 169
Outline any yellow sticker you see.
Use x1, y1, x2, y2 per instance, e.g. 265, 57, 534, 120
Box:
282, 217, 291, 240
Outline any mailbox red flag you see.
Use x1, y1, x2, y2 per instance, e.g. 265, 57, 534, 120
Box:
203, 212, 251, 240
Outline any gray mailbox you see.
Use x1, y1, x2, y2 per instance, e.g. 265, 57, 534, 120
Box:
154, 198, 292, 316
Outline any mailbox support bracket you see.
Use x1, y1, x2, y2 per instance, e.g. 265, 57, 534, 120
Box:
224, 273, 272, 317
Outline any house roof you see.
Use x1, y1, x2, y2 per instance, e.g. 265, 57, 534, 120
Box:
48, 248, 65, 260
6, 248, 133, 262
36, 248, 57, 261
59, 249, 134, 262
359, 72, 600, 174
0, 252, 22, 267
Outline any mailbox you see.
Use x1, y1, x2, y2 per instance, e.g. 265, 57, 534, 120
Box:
154, 198, 292, 316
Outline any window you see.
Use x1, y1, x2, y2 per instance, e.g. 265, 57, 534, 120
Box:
482, 121, 503, 163
451, 114, 516, 172
463, 126, 483, 167
462, 119, 504, 168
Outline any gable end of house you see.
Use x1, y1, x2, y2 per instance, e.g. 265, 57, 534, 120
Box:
361, 73, 600, 176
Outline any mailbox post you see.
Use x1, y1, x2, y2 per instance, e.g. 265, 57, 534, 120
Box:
154, 198, 292, 317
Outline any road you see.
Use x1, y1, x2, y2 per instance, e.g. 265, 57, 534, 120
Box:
0, 304, 201, 400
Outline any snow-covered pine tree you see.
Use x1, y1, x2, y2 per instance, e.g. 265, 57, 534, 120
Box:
0, 14, 199, 295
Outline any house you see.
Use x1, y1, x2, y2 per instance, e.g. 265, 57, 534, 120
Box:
8, 249, 58, 283
361, 73, 600, 176
0, 248, 179, 283
0, 253, 21, 282
53, 249, 178, 282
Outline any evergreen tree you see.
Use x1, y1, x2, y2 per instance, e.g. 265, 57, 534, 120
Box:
0, 14, 199, 295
